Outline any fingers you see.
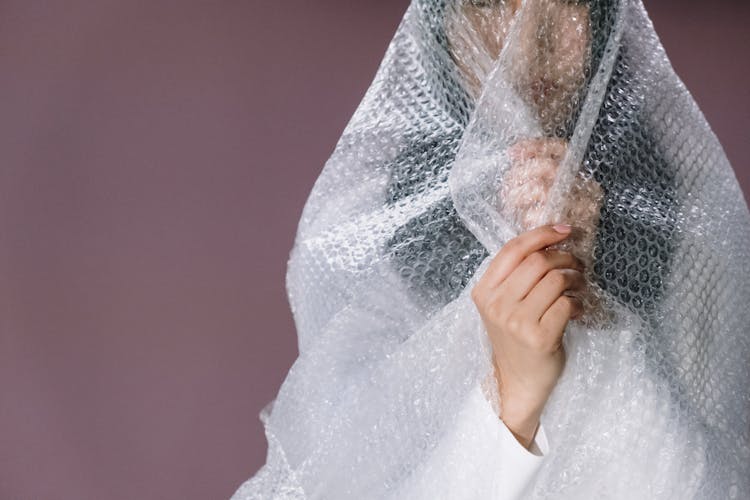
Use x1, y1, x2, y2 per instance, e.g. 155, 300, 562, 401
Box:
494, 249, 585, 304
523, 268, 587, 321
539, 294, 584, 343
507, 137, 567, 163
503, 146, 559, 195
502, 182, 552, 230
501, 137, 566, 230
501, 163, 556, 211
473, 224, 574, 301
520, 204, 547, 231
503, 153, 558, 185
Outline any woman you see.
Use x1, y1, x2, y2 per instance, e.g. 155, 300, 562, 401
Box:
232, 1, 750, 498
386, 0, 677, 458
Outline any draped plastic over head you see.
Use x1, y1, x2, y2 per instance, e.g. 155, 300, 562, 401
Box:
233, 1, 750, 498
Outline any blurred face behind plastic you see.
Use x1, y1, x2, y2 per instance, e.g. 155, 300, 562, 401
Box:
446, 0, 592, 135
446, 0, 605, 323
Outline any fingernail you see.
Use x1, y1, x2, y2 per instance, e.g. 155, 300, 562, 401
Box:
553, 224, 572, 233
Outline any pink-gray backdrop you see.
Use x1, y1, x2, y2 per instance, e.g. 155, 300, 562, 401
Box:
1, 1, 747, 499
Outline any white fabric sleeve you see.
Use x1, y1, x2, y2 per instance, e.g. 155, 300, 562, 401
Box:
481, 389, 550, 457
469, 384, 549, 499
393, 383, 549, 500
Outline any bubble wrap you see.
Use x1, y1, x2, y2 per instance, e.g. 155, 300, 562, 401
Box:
232, 1, 750, 498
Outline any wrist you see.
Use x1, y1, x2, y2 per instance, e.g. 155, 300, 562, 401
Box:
491, 356, 551, 448
499, 406, 542, 449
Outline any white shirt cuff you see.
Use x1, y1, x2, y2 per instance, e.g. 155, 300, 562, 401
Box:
472, 384, 549, 456
469, 384, 548, 498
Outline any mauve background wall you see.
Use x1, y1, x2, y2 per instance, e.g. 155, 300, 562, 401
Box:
0, 1, 747, 499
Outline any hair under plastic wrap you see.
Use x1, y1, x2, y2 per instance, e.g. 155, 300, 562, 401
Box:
233, 1, 750, 498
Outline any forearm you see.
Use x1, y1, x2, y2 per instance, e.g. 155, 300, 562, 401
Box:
492, 356, 543, 450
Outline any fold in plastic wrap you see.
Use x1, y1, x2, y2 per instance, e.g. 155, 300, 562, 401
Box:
233, 1, 750, 498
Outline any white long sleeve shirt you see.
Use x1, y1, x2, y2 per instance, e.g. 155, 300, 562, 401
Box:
394, 383, 548, 499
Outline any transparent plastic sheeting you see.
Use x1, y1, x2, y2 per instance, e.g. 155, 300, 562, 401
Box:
232, 0, 750, 498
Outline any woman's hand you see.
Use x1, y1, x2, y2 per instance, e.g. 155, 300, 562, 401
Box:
500, 137, 567, 231
500, 137, 604, 234
499, 136, 606, 326
471, 224, 586, 449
